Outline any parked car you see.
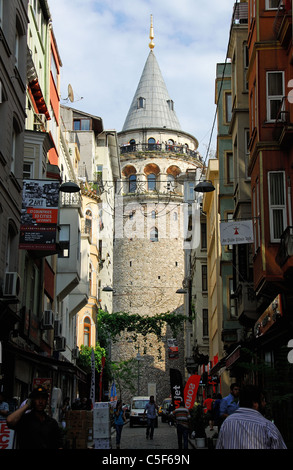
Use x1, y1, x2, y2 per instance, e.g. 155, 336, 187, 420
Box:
160, 397, 172, 423
129, 396, 158, 427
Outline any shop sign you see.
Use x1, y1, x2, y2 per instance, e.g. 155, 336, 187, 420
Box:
254, 294, 283, 338
19, 179, 59, 251
0, 420, 14, 449
220, 220, 253, 245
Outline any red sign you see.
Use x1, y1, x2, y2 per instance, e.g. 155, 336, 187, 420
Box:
184, 375, 201, 409
0, 420, 15, 449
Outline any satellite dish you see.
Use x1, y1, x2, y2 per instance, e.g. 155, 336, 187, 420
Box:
68, 84, 74, 102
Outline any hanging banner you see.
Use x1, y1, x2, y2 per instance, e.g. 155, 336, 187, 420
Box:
184, 375, 201, 409
90, 349, 95, 405
110, 380, 117, 402
19, 179, 59, 251
99, 356, 106, 402
170, 368, 183, 409
220, 220, 254, 245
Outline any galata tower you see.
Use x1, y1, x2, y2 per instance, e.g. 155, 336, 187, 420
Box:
109, 17, 203, 403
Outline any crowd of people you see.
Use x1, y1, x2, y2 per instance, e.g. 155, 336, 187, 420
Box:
0, 383, 288, 450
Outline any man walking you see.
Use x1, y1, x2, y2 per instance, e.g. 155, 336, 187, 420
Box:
143, 395, 158, 440
172, 399, 191, 449
219, 382, 240, 422
216, 385, 287, 449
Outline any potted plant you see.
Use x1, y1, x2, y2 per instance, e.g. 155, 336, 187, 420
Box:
190, 404, 207, 448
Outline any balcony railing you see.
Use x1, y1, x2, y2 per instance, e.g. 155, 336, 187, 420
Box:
273, 0, 292, 43
59, 191, 81, 208
119, 142, 202, 160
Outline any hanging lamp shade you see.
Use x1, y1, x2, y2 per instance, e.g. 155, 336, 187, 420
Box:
59, 182, 80, 193
194, 180, 215, 193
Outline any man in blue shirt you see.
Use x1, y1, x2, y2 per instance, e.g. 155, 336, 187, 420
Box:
219, 383, 240, 423
143, 396, 158, 440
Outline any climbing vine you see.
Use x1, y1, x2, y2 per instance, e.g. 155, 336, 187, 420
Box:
97, 308, 188, 342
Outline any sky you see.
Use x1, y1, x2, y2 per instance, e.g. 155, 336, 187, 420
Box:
48, 0, 236, 159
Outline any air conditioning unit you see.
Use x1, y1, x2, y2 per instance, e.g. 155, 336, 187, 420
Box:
42, 310, 54, 330
54, 337, 66, 352
3, 272, 21, 297
54, 320, 62, 338
72, 347, 79, 360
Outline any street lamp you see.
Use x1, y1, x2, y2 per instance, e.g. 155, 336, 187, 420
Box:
102, 286, 115, 292
59, 181, 80, 193
194, 180, 215, 193
176, 288, 188, 294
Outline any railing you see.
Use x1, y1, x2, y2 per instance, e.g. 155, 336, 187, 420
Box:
233, 1, 248, 25
119, 142, 202, 160
273, 0, 292, 38
59, 191, 82, 208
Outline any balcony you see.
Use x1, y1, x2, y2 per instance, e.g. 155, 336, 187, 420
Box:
273, 0, 292, 48
119, 142, 201, 160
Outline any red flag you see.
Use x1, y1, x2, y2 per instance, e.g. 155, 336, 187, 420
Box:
184, 375, 201, 409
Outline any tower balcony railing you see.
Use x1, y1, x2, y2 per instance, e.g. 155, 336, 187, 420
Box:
120, 142, 202, 160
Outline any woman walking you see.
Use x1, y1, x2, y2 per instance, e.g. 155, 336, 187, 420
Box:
114, 400, 126, 449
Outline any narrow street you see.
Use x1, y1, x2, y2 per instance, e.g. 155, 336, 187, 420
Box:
110, 419, 197, 450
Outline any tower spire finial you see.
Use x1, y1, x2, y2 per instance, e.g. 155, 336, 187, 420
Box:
149, 14, 155, 50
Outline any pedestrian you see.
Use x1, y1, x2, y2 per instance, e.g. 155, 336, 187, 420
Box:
7, 386, 63, 449
60, 397, 70, 428
143, 395, 158, 440
211, 393, 222, 427
167, 401, 174, 426
0, 392, 9, 419
172, 399, 191, 450
203, 394, 214, 430
114, 400, 126, 449
216, 384, 287, 449
219, 382, 240, 424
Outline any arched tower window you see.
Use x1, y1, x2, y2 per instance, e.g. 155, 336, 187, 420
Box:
83, 316, 91, 346
147, 173, 156, 191
129, 174, 137, 192
148, 137, 156, 150
150, 227, 158, 242
137, 97, 145, 109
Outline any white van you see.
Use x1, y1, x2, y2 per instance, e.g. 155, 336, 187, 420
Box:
129, 396, 158, 428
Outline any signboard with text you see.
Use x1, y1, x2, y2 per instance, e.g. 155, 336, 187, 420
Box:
19, 179, 59, 251
220, 220, 254, 245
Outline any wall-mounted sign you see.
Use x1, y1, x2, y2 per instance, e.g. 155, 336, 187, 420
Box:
254, 294, 283, 338
19, 180, 59, 251
220, 220, 254, 245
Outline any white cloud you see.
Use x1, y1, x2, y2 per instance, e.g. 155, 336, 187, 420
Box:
48, 0, 235, 157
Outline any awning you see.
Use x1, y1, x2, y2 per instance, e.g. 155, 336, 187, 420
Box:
209, 357, 226, 376
5, 342, 87, 383
225, 345, 241, 369
29, 79, 51, 120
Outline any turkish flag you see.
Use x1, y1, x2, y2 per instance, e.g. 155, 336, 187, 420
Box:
184, 375, 201, 409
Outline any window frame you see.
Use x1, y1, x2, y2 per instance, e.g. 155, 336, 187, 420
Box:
266, 71, 285, 122
268, 171, 287, 242
83, 316, 91, 347
265, 0, 279, 10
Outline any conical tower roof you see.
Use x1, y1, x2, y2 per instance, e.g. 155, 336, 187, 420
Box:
122, 49, 182, 132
